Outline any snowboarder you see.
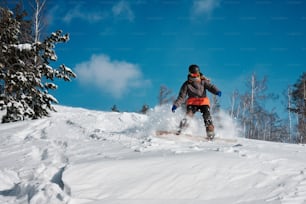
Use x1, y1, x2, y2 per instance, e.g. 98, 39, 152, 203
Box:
171, 64, 222, 139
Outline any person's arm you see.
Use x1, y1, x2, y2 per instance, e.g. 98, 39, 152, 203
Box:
173, 82, 188, 107
205, 81, 221, 96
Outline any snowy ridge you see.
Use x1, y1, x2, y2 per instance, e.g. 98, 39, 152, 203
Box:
0, 105, 306, 204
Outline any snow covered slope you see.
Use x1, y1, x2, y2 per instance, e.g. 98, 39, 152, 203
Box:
0, 105, 306, 204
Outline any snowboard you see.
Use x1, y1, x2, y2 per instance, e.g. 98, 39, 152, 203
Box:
155, 130, 237, 143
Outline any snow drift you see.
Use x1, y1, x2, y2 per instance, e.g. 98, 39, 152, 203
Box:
0, 105, 306, 204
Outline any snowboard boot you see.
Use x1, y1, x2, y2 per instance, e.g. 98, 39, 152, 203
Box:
206, 124, 215, 140
176, 118, 188, 135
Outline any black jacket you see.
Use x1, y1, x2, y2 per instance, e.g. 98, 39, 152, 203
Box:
174, 75, 220, 107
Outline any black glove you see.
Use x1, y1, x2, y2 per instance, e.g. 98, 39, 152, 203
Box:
171, 105, 177, 113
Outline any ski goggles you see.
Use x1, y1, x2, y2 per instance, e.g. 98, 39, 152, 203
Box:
189, 72, 200, 77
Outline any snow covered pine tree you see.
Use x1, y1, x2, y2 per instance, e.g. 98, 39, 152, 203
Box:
0, 7, 76, 123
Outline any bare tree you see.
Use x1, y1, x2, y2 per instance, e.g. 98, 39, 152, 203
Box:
287, 86, 293, 142
290, 72, 306, 143
31, 0, 47, 43
232, 73, 282, 141
229, 89, 239, 119
158, 85, 175, 105
210, 94, 220, 114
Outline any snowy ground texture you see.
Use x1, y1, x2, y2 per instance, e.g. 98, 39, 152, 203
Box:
1, 105, 306, 204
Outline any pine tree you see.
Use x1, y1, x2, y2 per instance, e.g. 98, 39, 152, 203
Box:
111, 105, 119, 112
140, 104, 149, 114
0, 7, 76, 123
13, 1, 33, 43
0, 7, 24, 121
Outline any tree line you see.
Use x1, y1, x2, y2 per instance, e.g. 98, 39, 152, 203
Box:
228, 73, 306, 144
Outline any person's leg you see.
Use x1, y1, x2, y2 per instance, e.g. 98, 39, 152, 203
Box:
200, 105, 215, 139
186, 105, 196, 117
177, 105, 196, 134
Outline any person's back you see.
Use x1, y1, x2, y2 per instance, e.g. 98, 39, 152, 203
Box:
171, 64, 222, 139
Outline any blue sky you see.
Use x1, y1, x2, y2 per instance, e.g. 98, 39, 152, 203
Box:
18, 0, 306, 113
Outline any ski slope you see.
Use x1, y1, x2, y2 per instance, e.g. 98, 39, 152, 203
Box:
0, 105, 306, 204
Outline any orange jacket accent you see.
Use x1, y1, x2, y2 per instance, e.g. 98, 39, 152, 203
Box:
186, 97, 210, 106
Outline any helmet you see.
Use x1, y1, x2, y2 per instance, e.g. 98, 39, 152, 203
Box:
188, 64, 200, 74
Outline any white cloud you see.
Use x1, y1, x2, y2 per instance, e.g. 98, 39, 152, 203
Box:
75, 54, 150, 98
112, 0, 135, 22
192, 0, 220, 16
62, 4, 106, 23
47, 1, 134, 24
